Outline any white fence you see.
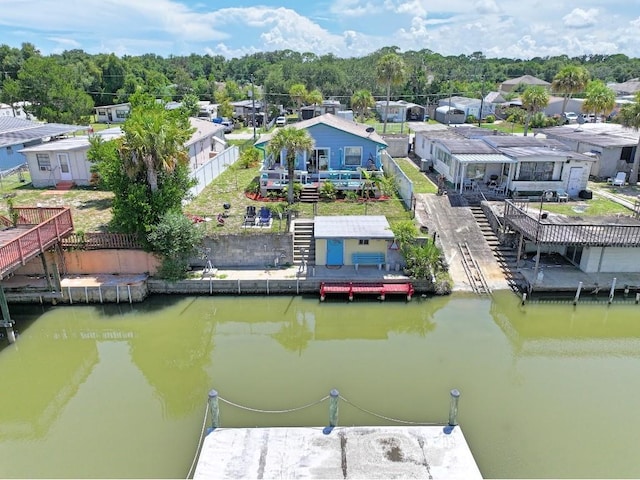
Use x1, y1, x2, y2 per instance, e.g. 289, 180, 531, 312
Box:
188, 146, 240, 199
381, 151, 413, 209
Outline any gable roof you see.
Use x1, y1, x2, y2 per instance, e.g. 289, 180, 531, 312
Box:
186, 118, 225, 147
0, 117, 82, 149
501, 75, 550, 87
255, 113, 387, 147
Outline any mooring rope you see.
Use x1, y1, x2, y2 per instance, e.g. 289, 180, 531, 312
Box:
186, 402, 210, 480
218, 395, 330, 414
339, 395, 441, 426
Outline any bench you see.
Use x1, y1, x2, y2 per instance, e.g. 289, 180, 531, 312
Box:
352, 252, 385, 271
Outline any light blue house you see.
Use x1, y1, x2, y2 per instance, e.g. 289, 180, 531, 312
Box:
254, 113, 388, 196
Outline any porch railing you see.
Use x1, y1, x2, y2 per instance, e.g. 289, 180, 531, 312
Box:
61, 232, 144, 250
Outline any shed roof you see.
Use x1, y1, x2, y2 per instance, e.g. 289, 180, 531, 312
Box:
437, 138, 499, 154
498, 146, 596, 161
187, 118, 225, 146
455, 153, 516, 164
501, 75, 550, 86
314, 215, 394, 239
540, 123, 639, 148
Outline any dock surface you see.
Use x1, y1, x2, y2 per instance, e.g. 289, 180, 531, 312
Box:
194, 425, 482, 479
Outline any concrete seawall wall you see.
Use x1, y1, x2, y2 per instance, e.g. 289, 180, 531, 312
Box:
193, 233, 293, 268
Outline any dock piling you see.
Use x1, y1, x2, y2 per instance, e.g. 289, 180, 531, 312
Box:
448, 389, 460, 426
329, 389, 339, 427
609, 277, 617, 304
573, 281, 583, 305
636, 293, 640, 305
208, 389, 220, 429
521, 292, 527, 305
6, 325, 15, 344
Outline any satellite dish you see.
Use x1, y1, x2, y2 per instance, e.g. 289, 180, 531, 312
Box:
365, 126, 375, 134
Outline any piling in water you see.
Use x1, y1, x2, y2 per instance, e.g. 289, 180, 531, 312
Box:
448, 389, 460, 426
329, 389, 339, 427
208, 389, 219, 429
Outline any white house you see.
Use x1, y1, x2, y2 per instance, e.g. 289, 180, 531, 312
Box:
437, 96, 496, 120
94, 103, 131, 124
21, 118, 226, 187
0, 102, 33, 120
0, 116, 80, 173
375, 100, 426, 123
540, 123, 640, 180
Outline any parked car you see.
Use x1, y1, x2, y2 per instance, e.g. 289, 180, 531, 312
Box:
275, 116, 287, 127
562, 112, 579, 124
221, 120, 234, 133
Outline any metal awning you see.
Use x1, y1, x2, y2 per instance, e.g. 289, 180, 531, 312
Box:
455, 154, 516, 164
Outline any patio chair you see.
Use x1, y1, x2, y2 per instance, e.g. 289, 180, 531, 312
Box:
611, 172, 626, 187
556, 188, 569, 202
243, 207, 257, 227
258, 206, 272, 227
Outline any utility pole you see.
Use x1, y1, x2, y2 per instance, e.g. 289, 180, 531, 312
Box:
250, 75, 256, 141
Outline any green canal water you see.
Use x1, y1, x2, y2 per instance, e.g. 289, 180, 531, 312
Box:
1, 291, 640, 479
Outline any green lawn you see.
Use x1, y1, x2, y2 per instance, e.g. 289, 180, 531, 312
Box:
394, 158, 437, 194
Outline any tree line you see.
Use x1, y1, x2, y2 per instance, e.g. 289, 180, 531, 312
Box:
2, 42, 640, 125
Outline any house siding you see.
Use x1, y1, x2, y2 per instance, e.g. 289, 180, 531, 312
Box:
303, 123, 382, 170
314, 238, 387, 266
581, 247, 640, 273
26, 148, 93, 187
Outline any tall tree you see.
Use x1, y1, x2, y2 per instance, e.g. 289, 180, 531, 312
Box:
551, 65, 589, 115
619, 91, 640, 185
289, 83, 308, 117
583, 80, 615, 122
306, 88, 323, 106
351, 89, 375, 122
0, 78, 21, 116
266, 127, 314, 204
521, 85, 549, 136
375, 53, 406, 133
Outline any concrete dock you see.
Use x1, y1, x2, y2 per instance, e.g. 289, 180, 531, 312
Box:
194, 425, 482, 479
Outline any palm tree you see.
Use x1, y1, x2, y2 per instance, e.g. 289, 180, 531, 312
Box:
289, 83, 308, 118
375, 53, 406, 134
351, 89, 375, 122
551, 65, 589, 115
619, 91, 640, 185
266, 127, 315, 204
118, 100, 193, 192
306, 89, 323, 106
583, 80, 616, 123
521, 85, 550, 136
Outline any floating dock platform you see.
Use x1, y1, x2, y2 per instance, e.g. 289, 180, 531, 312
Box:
320, 282, 414, 301
194, 425, 482, 479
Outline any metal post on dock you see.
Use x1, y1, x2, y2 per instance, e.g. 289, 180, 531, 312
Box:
636, 293, 640, 305
208, 389, 220, 429
521, 292, 527, 306
573, 282, 583, 306
329, 389, 339, 427
609, 278, 617, 304
448, 389, 460, 426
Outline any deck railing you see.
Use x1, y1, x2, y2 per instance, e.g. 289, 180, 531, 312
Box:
61, 232, 144, 250
0, 207, 73, 278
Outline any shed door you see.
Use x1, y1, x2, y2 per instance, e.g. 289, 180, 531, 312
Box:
567, 167, 583, 196
57, 153, 72, 181
326, 239, 343, 266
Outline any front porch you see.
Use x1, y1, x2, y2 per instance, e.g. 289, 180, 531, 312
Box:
259, 168, 385, 197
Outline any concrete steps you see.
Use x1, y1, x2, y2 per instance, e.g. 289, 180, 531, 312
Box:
300, 185, 319, 203
470, 206, 525, 292
293, 219, 315, 265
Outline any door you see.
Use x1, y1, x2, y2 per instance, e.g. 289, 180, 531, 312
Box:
567, 167, 583, 196
57, 153, 72, 181
326, 239, 343, 266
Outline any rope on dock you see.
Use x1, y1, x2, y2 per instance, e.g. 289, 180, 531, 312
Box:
339, 395, 441, 426
218, 395, 330, 414
186, 402, 209, 480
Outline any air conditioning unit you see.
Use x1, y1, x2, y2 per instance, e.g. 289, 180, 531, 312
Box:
39, 166, 50, 171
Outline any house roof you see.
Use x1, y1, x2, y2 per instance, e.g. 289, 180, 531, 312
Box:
540, 123, 640, 148
437, 138, 500, 154
94, 102, 130, 111
186, 118, 225, 146
314, 215, 394, 239
455, 153, 516, 164
482, 135, 569, 149
607, 79, 640, 95
255, 113, 387, 147
484, 91, 506, 104
19, 127, 123, 153
501, 75, 550, 87
0, 117, 83, 149
445, 96, 482, 107
498, 146, 595, 161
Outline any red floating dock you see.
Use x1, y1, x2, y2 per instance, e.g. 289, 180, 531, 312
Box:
320, 282, 414, 301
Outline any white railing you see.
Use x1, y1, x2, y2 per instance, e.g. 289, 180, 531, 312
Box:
381, 151, 413, 209
187, 146, 240, 200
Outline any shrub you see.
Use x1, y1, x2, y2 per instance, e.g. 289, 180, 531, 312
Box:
466, 114, 476, 124
485, 115, 495, 124
319, 181, 337, 200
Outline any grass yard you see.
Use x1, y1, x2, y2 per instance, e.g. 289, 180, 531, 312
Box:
394, 158, 438, 194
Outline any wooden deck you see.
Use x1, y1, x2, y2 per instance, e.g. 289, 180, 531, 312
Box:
320, 282, 414, 301
0, 207, 74, 279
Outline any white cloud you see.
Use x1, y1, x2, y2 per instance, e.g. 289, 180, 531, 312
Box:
329, 0, 381, 17
475, 0, 500, 15
563, 8, 598, 29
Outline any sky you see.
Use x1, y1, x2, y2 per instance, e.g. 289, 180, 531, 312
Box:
0, 0, 639, 60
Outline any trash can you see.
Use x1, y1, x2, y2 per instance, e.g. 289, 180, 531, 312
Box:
578, 189, 593, 200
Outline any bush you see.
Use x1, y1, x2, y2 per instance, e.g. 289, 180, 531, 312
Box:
485, 115, 495, 124
466, 114, 476, 124
319, 181, 337, 200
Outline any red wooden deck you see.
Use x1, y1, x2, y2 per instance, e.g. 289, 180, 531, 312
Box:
0, 207, 74, 279
320, 282, 414, 301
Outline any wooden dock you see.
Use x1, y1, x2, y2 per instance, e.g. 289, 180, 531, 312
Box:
320, 282, 414, 301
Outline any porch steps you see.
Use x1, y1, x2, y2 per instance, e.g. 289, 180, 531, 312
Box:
293, 219, 315, 265
299, 185, 319, 203
55, 181, 75, 191
470, 206, 525, 292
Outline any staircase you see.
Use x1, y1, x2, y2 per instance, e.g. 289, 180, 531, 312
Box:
470, 206, 525, 292
293, 219, 315, 265
299, 185, 319, 203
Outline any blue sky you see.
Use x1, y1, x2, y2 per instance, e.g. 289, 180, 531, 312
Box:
0, 0, 639, 59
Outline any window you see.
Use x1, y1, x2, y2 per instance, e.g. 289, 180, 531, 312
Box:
36, 153, 51, 171
344, 146, 362, 167
358, 239, 369, 245
621, 146, 635, 164
6, 146, 12, 155
115, 109, 128, 119
517, 161, 554, 181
